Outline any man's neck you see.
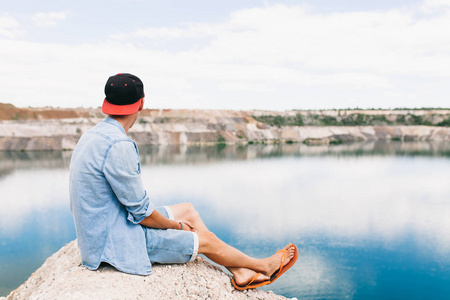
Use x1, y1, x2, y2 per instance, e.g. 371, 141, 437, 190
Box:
109, 114, 136, 133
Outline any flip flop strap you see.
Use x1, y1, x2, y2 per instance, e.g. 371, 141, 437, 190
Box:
276, 249, 286, 275
248, 273, 262, 286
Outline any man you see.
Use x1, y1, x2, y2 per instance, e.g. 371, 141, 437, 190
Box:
69, 73, 298, 290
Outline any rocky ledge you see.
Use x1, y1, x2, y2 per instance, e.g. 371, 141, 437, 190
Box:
3, 241, 287, 300
0, 108, 449, 151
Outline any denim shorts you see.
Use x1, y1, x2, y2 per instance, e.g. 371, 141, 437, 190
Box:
144, 206, 199, 264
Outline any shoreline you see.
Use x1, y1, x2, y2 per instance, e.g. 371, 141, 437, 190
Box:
0, 123, 448, 151
0, 107, 449, 151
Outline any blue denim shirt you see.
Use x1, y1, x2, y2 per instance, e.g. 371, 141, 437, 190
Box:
69, 117, 155, 275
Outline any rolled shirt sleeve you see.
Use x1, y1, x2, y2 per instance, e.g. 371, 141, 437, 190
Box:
103, 140, 154, 224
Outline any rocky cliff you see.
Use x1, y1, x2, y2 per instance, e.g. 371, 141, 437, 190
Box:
2, 241, 287, 300
0, 106, 449, 151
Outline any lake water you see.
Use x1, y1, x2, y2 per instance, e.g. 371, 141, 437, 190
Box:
1, 141, 450, 299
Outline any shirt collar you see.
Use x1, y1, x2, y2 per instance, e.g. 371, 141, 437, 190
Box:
104, 117, 126, 135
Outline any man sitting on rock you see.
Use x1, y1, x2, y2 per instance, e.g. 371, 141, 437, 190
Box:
69, 73, 298, 290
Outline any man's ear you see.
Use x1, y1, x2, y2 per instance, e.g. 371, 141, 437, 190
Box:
138, 98, 145, 112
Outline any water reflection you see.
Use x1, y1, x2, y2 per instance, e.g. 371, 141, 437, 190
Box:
0, 151, 71, 178
0, 141, 449, 172
137, 141, 450, 166
0, 141, 449, 299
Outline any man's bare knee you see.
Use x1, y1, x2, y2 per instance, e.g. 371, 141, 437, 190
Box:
184, 203, 201, 222
185, 202, 195, 213
171, 202, 196, 220
198, 231, 218, 254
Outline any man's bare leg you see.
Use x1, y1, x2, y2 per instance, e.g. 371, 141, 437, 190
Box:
170, 203, 296, 286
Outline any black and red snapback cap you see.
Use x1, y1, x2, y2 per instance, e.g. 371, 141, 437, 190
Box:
102, 73, 144, 115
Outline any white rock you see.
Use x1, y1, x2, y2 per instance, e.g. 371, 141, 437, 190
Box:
6, 240, 287, 300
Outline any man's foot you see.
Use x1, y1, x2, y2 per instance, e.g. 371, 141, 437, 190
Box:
232, 268, 270, 287
231, 243, 297, 288
261, 243, 296, 278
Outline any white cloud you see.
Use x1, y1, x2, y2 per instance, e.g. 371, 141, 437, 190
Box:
424, 0, 450, 7
1, 2, 450, 109
32, 11, 67, 27
0, 13, 21, 38
193, 6, 450, 76
108, 3, 450, 107
112, 25, 215, 41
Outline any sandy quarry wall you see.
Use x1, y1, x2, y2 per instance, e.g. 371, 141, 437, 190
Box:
0, 108, 449, 151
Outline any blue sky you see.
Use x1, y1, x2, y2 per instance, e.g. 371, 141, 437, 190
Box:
1, 0, 449, 110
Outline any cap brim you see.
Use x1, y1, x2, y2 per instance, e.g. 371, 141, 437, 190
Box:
102, 98, 142, 115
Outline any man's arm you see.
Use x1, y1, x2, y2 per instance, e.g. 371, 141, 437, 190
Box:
103, 141, 194, 231
140, 210, 195, 231
103, 141, 155, 224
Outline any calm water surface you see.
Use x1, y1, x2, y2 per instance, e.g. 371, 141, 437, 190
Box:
0, 141, 449, 299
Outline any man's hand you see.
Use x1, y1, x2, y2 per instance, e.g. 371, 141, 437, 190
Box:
178, 219, 195, 232
139, 210, 196, 232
